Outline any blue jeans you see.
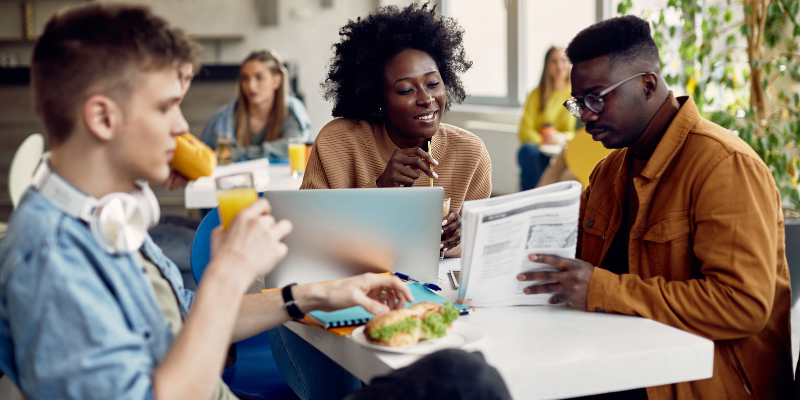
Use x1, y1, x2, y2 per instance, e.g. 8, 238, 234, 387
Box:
518, 144, 552, 191
268, 326, 362, 400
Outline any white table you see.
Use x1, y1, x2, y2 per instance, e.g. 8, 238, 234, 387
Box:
184, 159, 303, 209
285, 260, 714, 400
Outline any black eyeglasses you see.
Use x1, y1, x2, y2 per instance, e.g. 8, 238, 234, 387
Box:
563, 73, 647, 119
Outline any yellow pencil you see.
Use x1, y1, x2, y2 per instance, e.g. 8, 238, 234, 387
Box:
428, 140, 433, 187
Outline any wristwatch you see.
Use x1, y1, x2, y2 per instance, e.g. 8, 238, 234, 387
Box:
281, 283, 305, 319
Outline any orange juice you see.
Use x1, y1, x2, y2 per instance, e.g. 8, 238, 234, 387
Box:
217, 188, 258, 230
289, 142, 307, 174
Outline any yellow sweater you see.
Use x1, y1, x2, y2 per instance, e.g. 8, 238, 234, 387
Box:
518, 85, 576, 145
301, 119, 492, 257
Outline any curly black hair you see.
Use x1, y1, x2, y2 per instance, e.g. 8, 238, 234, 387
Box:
322, 2, 472, 121
566, 15, 659, 67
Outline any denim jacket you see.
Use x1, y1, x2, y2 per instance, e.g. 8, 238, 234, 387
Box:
0, 189, 195, 400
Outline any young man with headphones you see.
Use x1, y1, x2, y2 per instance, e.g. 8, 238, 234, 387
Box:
0, 5, 511, 400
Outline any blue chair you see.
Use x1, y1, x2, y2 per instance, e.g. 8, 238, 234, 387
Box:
191, 208, 298, 400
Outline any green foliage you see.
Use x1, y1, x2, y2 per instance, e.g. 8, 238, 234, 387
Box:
617, 0, 634, 14
619, 0, 800, 209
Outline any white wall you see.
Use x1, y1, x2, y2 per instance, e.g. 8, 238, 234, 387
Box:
103, 0, 380, 137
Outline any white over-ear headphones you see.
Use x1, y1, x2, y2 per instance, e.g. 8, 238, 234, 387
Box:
31, 153, 160, 254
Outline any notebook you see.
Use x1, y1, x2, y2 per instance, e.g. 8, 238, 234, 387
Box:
307, 282, 471, 329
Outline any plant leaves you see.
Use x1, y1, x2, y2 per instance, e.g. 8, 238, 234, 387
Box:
741, 23, 753, 37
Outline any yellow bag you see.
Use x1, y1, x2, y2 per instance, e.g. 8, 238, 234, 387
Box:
169, 133, 217, 180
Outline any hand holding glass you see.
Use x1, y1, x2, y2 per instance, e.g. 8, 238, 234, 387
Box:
216, 172, 259, 231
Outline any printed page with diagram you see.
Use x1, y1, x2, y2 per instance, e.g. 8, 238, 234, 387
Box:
458, 181, 582, 307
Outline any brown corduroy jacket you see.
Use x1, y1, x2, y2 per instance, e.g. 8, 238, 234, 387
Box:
579, 96, 794, 399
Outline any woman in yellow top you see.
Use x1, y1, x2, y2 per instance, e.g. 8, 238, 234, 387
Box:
518, 46, 576, 190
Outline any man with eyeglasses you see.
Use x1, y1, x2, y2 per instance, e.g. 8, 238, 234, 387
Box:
517, 15, 793, 399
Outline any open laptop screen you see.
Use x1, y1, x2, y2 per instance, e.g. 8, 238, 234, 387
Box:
261, 187, 444, 288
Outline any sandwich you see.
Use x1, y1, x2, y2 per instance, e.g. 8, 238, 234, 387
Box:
364, 302, 459, 347
410, 302, 459, 339
363, 309, 421, 347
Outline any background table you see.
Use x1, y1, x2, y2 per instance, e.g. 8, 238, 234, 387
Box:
284, 260, 714, 400
184, 159, 303, 209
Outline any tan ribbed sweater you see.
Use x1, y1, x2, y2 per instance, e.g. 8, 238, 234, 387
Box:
301, 118, 492, 257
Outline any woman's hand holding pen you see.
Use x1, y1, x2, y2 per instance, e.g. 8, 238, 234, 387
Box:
441, 210, 461, 252
376, 148, 438, 188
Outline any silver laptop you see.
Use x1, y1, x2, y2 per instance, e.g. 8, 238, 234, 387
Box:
261, 187, 444, 288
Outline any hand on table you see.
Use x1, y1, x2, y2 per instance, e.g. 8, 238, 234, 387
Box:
163, 169, 190, 190
296, 273, 414, 316
441, 210, 461, 252
210, 199, 293, 281
376, 148, 438, 188
516, 254, 595, 310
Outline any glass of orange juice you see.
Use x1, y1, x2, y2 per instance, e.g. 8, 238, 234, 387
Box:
216, 172, 258, 231
288, 137, 306, 178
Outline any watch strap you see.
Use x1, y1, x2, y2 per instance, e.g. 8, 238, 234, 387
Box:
281, 283, 305, 319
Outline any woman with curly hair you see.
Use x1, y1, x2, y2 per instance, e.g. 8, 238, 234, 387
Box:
301, 2, 491, 258
270, 4, 494, 399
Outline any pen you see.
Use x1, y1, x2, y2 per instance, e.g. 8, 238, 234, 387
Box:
428, 140, 433, 187
392, 272, 441, 291
393, 272, 419, 282
459, 309, 473, 316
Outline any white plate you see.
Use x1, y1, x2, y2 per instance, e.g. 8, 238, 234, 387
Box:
349, 321, 487, 354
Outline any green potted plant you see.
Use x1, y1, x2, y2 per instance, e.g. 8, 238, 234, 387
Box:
619, 0, 800, 302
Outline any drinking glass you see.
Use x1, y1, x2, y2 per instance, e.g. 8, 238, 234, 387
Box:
540, 124, 555, 144
217, 131, 234, 165
440, 197, 451, 260
216, 172, 258, 231
288, 137, 306, 178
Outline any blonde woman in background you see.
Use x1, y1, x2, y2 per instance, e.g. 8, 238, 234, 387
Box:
202, 50, 312, 160
517, 46, 576, 190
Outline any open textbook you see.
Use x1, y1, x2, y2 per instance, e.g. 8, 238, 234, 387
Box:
457, 181, 582, 307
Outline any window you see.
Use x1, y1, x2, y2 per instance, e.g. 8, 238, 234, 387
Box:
446, 0, 508, 98
524, 1, 596, 103
444, 0, 599, 108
